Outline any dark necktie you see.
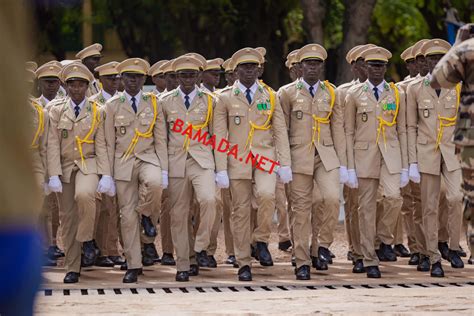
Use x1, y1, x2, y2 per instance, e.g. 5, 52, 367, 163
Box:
309, 86, 315, 98
74, 105, 80, 117
435, 89, 441, 97
245, 89, 252, 104
373, 87, 379, 101
185, 95, 190, 109
131, 96, 137, 113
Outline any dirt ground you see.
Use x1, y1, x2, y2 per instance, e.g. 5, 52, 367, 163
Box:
36, 221, 474, 314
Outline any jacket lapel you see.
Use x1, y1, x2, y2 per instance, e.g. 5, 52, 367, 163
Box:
233, 82, 251, 107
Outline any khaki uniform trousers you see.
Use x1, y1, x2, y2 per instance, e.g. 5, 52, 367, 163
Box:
95, 195, 120, 256
358, 160, 402, 267
169, 157, 215, 272
275, 181, 291, 243
140, 189, 162, 248
159, 189, 174, 254
206, 188, 233, 256
291, 156, 339, 268
230, 168, 276, 268
310, 184, 323, 256
438, 181, 450, 242
421, 162, 462, 264
116, 159, 162, 270
40, 193, 60, 247
398, 182, 425, 253
343, 186, 362, 259
60, 167, 99, 273
375, 183, 403, 248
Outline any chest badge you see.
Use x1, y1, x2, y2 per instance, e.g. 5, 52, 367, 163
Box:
423, 109, 430, 118
120, 126, 127, 135
361, 112, 368, 122
234, 116, 241, 125
62, 130, 68, 138
296, 110, 303, 120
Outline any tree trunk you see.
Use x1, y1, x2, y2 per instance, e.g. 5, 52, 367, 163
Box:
336, 0, 376, 85
300, 0, 326, 44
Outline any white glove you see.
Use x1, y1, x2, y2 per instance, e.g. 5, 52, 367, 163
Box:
347, 169, 358, 189
277, 166, 293, 184
97, 175, 115, 196
43, 182, 51, 195
400, 169, 409, 188
408, 163, 421, 183
215, 171, 230, 189
339, 166, 349, 184
48, 176, 62, 193
161, 170, 168, 189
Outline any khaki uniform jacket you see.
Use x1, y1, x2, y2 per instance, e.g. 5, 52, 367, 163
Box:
160, 87, 215, 178
345, 80, 408, 178
47, 97, 110, 183
406, 75, 460, 175
30, 98, 49, 180
86, 80, 101, 98
104, 91, 168, 181
213, 81, 291, 179
89, 91, 109, 107
278, 79, 344, 175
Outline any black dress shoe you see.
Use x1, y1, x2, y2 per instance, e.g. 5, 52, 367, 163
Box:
278, 240, 292, 251
208, 255, 217, 268
347, 251, 354, 262
430, 261, 444, 277
48, 245, 65, 260
143, 243, 160, 263
295, 265, 310, 280
64, 272, 80, 283
408, 252, 420, 265
176, 271, 189, 282
82, 240, 98, 267
141, 215, 157, 237
377, 243, 397, 262
142, 255, 154, 266
189, 264, 199, 276
238, 265, 252, 281
123, 268, 143, 283
311, 256, 328, 270
394, 244, 411, 257
92, 239, 101, 257
256, 242, 273, 266
468, 256, 473, 265
318, 247, 333, 264
109, 256, 126, 266
457, 245, 467, 257
95, 256, 115, 267
417, 255, 430, 272
352, 259, 365, 273
225, 255, 236, 265
161, 253, 176, 266
329, 249, 336, 258
196, 250, 210, 267
448, 250, 464, 268
366, 266, 381, 278
291, 256, 296, 267
438, 242, 449, 260
120, 261, 128, 271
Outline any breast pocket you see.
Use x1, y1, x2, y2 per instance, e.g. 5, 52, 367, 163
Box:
356, 106, 373, 125
114, 116, 133, 137
291, 105, 310, 121
418, 99, 434, 119
190, 109, 207, 125
57, 119, 73, 139
228, 108, 247, 127
443, 93, 457, 117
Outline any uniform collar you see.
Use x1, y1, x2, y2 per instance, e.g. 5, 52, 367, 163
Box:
237, 80, 258, 96
124, 90, 142, 104
179, 86, 197, 105
102, 90, 115, 101
71, 98, 86, 110
366, 79, 386, 95
302, 79, 320, 95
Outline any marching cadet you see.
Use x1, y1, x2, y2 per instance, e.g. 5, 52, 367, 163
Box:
407, 39, 464, 277
396, 46, 424, 264
47, 62, 113, 283
278, 44, 346, 280
338, 44, 375, 272
222, 58, 237, 87
160, 55, 216, 281
201, 58, 223, 93
161, 60, 179, 93
104, 58, 168, 283
345, 46, 409, 278
214, 47, 292, 281
149, 60, 168, 95
89, 61, 124, 267
285, 49, 302, 81
76, 43, 103, 97
28, 70, 50, 265
34, 62, 65, 265
430, 24, 474, 266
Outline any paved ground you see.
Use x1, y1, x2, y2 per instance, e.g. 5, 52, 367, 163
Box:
36, 222, 474, 314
